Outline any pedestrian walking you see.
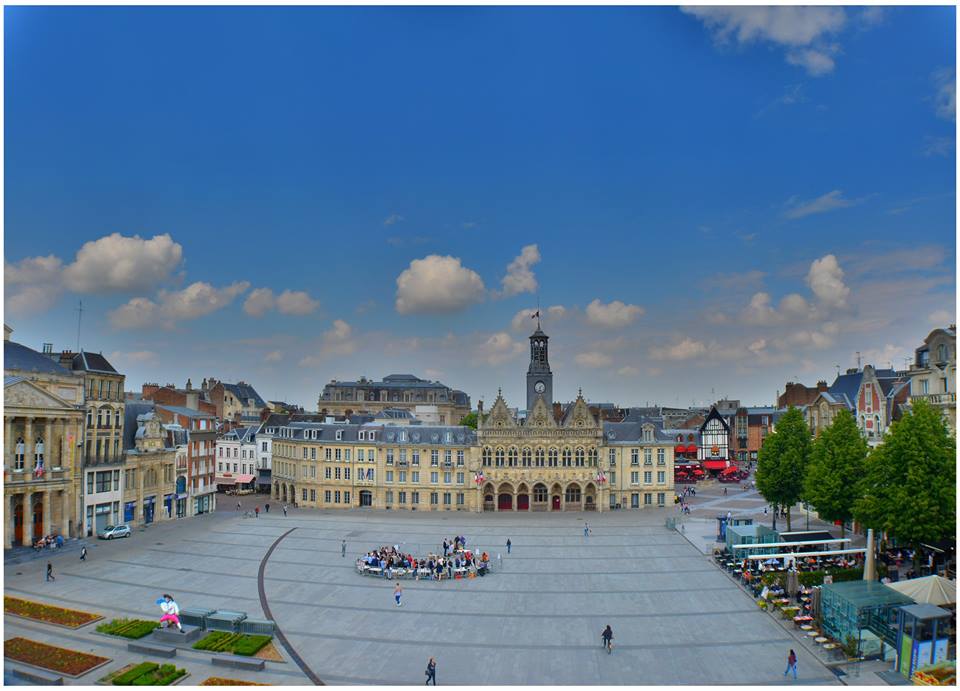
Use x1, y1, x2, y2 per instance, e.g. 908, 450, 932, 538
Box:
80, 545, 87, 562
584, 523, 590, 538
237, 501, 241, 511
601, 624, 614, 653
784, 649, 798, 680
265, 503, 270, 513
46, 562, 54, 582
394, 582, 403, 607
506, 538, 512, 554
255, 506, 260, 518
342, 540, 347, 558
764, 506, 768, 515
425, 657, 436, 685
283, 505, 287, 517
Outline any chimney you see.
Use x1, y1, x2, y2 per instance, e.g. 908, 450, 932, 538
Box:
817, 380, 828, 391
142, 383, 160, 399
3, 324, 12, 341
186, 378, 193, 391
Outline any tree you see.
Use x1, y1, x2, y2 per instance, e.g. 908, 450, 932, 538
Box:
854, 399, 956, 567
804, 409, 867, 538
459, 412, 478, 429
755, 407, 812, 531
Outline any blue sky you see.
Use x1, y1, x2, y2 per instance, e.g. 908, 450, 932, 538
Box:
5, 6, 956, 411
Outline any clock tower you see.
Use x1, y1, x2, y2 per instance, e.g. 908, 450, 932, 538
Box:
526, 320, 553, 413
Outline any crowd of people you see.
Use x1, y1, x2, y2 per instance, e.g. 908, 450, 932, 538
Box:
33, 534, 63, 551
358, 536, 492, 580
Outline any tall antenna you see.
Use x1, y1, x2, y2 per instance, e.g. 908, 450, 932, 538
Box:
856, 351, 861, 370
834, 364, 841, 377
75, 300, 84, 352
536, 293, 541, 329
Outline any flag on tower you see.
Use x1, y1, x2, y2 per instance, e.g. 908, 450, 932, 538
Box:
531, 311, 540, 319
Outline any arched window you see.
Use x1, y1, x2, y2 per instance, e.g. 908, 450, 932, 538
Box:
114, 409, 121, 428
34, 437, 44, 463
533, 483, 548, 502
87, 409, 94, 427
565, 485, 581, 503
495, 449, 505, 467
507, 448, 518, 467
575, 448, 585, 467
938, 343, 948, 362
562, 449, 572, 467
521, 448, 532, 467
548, 449, 558, 467
588, 448, 598, 466
482, 448, 492, 467
14, 437, 25, 470
535, 448, 545, 467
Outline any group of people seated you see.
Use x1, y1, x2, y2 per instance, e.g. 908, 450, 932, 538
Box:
33, 534, 63, 551
358, 539, 491, 580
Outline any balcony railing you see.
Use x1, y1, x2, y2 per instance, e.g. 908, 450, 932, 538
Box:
911, 392, 956, 405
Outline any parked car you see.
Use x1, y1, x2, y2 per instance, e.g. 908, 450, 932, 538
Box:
98, 524, 131, 540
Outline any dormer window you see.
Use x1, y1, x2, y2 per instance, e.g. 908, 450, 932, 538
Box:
359, 431, 365, 441
335, 430, 343, 441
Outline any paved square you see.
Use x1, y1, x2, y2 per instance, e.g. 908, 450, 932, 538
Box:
5, 506, 840, 685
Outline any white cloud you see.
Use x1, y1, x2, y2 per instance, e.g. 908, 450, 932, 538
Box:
498, 244, 540, 297
276, 290, 319, 316
857, 6, 885, 28
922, 136, 955, 158
472, 332, 525, 366
779, 293, 812, 318
575, 351, 613, 368
807, 254, 849, 308
682, 6, 846, 75
861, 344, 909, 369
243, 288, 275, 317
649, 337, 707, 361
110, 281, 249, 329
933, 68, 955, 121
585, 299, 644, 328
384, 214, 404, 226
264, 350, 284, 362
109, 350, 157, 364
748, 339, 767, 355
741, 292, 779, 325
395, 255, 486, 315
547, 305, 566, 319
62, 233, 183, 293
928, 309, 955, 325
784, 190, 863, 220
4, 255, 64, 314
618, 366, 641, 377
300, 319, 358, 366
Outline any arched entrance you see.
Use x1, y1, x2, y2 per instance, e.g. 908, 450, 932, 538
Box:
564, 483, 582, 511
14, 500, 23, 545
497, 483, 514, 511
584, 482, 597, 511
281, 485, 288, 502
551, 482, 563, 511
32, 498, 43, 538
532, 483, 548, 511
359, 490, 373, 507
516, 483, 529, 511
483, 483, 495, 511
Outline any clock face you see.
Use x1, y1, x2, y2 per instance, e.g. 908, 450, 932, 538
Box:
535, 381, 546, 394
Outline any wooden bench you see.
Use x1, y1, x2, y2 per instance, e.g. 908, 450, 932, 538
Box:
128, 641, 177, 658
211, 655, 266, 671
10, 667, 64, 685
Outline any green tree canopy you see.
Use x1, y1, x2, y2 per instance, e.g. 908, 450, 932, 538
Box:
853, 399, 956, 555
459, 412, 478, 429
756, 407, 812, 531
804, 408, 868, 537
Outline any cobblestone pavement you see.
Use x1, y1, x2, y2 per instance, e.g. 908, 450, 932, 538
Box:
4, 503, 843, 685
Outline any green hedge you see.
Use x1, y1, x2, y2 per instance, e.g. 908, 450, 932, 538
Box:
97, 618, 158, 639
760, 567, 863, 588
114, 662, 185, 686
193, 631, 270, 657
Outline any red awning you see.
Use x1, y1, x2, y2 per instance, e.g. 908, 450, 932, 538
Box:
703, 460, 728, 470
720, 466, 740, 476
675, 446, 686, 453
687, 445, 697, 452
235, 474, 256, 484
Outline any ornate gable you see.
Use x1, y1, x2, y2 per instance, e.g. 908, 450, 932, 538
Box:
562, 391, 597, 429
526, 396, 558, 429
482, 390, 517, 430
4, 378, 78, 412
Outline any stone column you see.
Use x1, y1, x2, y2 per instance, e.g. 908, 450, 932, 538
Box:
138, 465, 145, 525
43, 418, 52, 471
5, 416, 13, 467
42, 490, 51, 537
21, 492, 33, 546
58, 418, 66, 468
5, 493, 16, 549
24, 417, 33, 471
62, 489, 71, 538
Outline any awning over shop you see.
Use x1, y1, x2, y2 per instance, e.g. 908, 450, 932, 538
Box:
215, 476, 236, 485
720, 466, 740, 476
235, 474, 256, 484
703, 460, 728, 470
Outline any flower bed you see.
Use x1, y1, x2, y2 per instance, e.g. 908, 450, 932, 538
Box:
4, 637, 110, 677
96, 618, 158, 639
200, 678, 269, 686
4, 596, 101, 628
193, 631, 271, 656
99, 661, 187, 685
